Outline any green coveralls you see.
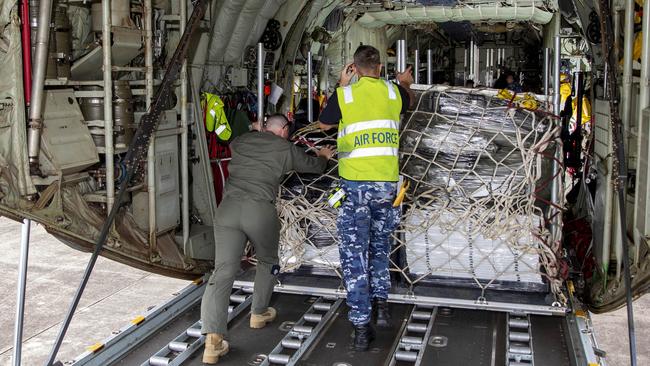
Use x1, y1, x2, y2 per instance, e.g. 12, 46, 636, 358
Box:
201, 131, 327, 335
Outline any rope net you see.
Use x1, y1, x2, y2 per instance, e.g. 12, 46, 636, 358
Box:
277, 86, 565, 302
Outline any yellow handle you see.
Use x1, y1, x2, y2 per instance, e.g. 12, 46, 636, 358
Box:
393, 180, 410, 207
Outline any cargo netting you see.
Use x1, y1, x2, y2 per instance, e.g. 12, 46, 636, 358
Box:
276, 86, 565, 303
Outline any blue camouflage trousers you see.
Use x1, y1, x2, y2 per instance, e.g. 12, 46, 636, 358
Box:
337, 179, 400, 325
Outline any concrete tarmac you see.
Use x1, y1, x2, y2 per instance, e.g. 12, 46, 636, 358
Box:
0, 218, 188, 365
0, 217, 647, 365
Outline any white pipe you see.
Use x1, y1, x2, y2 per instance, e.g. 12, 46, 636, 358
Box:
639, 0, 650, 237
27, 0, 54, 169
632, 0, 643, 258
551, 35, 562, 243
639, 0, 650, 121
469, 40, 474, 81
492, 48, 501, 80
395, 40, 401, 73
462, 48, 467, 83
614, 7, 621, 67
485, 48, 490, 86
402, 39, 409, 71
427, 49, 433, 84
398, 40, 404, 73
401, 40, 407, 73
144, 0, 153, 108
258, 42, 264, 125
603, 63, 610, 99
488, 48, 497, 87
12, 219, 31, 366
622, 0, 635, 133
307, 51, 313, 123
500, 48, 504, 76
397, 39, 407, 73
490, 49, 494, 85
483, 48, 487, 86
474, 45, 480, 86
544, 48, 550, 109
324, 57, 330, 96
102, 0, 115, 211
414, 49, 420, 84
145, 0, 156, 245
180, 0, 189, 247
553, 41, 561, 115
485, 49, 492, 86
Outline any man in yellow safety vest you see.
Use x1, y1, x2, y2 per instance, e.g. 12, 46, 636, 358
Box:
319, 45, 414, 351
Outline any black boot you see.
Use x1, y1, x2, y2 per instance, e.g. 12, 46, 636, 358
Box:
352, 323, 376, 351
373, 298, 391, 328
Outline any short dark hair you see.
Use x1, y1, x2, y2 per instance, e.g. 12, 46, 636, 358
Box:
353, 45, 381, 71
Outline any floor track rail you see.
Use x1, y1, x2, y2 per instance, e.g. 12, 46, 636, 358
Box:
506, 314, 535, 366
141, 288, 253, 366
389, 305, 437, 365
70, 280, 207, 366
261, 297, 343, 365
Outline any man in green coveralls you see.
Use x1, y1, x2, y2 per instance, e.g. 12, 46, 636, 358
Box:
201, 114, 335, 364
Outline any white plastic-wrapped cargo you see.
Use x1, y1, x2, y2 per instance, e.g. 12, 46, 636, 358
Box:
402, 210, 544, 284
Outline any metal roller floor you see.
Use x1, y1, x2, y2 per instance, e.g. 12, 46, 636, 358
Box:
116, 294, 314, 365
417, 307, 508, 366
112, 293, 576, 366
295, 303, 412, 366
115, 303, 203, 365
185, 294, 319, 366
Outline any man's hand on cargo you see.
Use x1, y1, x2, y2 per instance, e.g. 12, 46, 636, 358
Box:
319, 122, 336, 131
317, 145, 336, 160
339, 62, 356, 87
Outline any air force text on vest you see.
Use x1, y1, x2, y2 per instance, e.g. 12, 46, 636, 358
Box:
353, 131, 399, 147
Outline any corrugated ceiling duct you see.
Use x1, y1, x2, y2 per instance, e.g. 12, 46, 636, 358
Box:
206, 0, 285, 65
225, 0, 286, 62
207, 1, 246, 63
357, 4, 555, 27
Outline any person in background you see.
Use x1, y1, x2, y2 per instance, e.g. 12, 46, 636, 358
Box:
493, 73, 508, 89
201, 114, 335, 364
318, 45, 414, 351
506, 73, 523, 93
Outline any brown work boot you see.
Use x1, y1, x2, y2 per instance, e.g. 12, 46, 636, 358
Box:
250, 307, 277, 328
202, 333, 229, 364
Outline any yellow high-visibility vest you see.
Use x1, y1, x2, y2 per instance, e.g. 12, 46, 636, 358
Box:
202, 92, 232, 141
336, 77, 402, 182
